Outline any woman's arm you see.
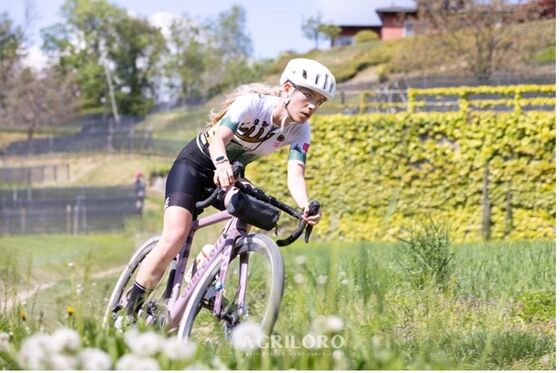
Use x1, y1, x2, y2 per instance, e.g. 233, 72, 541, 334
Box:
209, 126, 235, 188
287, 161, 321, 225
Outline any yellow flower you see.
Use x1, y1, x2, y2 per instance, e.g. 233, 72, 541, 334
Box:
66, 306, 75, 317
19, 310, 27, 321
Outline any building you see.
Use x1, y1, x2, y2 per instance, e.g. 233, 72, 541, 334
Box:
331, 3, 417, 46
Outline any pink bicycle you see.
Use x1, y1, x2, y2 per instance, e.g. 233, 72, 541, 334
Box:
103, 162, 319, 343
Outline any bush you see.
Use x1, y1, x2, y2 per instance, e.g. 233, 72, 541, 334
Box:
354, 30, 380, 43
246, 110, 555, 242
396, 220, 455, 290
515, 290, 555, 322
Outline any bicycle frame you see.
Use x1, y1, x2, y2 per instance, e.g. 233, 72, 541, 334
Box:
161, 209, 249, 330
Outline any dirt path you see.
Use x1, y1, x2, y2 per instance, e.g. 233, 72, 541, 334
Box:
4, 266, 123, 310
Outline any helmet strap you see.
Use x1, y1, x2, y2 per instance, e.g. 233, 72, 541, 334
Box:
280, 87, 297, 131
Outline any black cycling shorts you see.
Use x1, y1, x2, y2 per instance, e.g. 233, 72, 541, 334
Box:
165, 139, 217, 215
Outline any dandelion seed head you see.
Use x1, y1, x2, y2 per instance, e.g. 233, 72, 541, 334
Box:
316, 275, 327, 285
162, 338, 196, 360
332, 349, 344, 360
116, 353, 160, 370
294, 273, 305, 284
76, 284, 83, 296
124, 329, 162, 356
0, 332, 10, 351
294, 255, 306, 265
211, 356, 228, 370
67, 262, 74, 268
230, 321, 263, 352
341, 279, 349, 285
51, 327, 81, 352
18, 333, 51, 369
49, 353, 78, 370
312, 315, 345, 334
78, 348, 112, 370
185, 362, 210, 370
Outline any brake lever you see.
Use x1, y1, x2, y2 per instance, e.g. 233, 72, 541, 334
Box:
304, 200, 320, 243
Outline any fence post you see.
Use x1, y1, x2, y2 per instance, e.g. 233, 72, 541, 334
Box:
66, 204, 72, 234
407, 88, 415, 113
481, 164, 492, 241
130, 129, 134, 152
20, 208, 26, 234
73, 203, 79, 235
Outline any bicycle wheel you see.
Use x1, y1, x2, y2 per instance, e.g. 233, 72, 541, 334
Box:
102, 236, 173, 330
177, 233, 284, 345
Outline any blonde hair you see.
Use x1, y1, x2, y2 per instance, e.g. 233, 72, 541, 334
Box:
208, 83, 282, 126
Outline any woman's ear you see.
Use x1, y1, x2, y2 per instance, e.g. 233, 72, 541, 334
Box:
282, 82, 295, 104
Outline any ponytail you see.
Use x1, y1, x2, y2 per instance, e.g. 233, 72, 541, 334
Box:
208, 83, 282, 126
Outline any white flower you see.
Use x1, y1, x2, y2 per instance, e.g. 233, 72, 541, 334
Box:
124, 328, 162, 356
185, 362, 210, 370
51, 328, 81, 352
332, 349, 344, 360
293, 273, 305, 284
18, 333, 52, 369
211, 356, 229, 370
316, 275, 327, 285
230, 321, 264, 352
312, 315, 344, 334
76, 284, 84, 296
341, 279, 349, 285
0, 332, 10, 351
67, 262, 74, 268
116, 353, 160, 370
162, 338, 196, 360
78, 348, 112, 370
49, 353, 78, 370
338, 271, 347, 277
294, 255, 306, 265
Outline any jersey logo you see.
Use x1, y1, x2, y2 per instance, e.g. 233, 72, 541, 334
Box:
236, 120, 277, 144
303, 143, 310, 152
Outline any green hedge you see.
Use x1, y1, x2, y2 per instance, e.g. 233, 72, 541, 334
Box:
246, 112, 555, 242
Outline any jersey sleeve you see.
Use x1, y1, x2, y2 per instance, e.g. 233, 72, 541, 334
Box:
218, 94, 258, 132
288, 123, 311, 165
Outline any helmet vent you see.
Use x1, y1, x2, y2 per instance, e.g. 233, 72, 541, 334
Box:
302, 70, 307, 79
323, 74, 328, 89
314, 74, 319, 84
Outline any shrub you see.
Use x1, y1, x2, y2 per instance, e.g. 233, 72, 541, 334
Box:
354, 30, 380, 44
515, 290, 555, 322
396, 220, 455, 290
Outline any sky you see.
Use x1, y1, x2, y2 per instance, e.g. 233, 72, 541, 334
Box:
2, 0, 416, 67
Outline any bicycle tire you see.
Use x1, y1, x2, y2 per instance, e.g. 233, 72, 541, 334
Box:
102, 236, 171, 330
176, 233, 284, 344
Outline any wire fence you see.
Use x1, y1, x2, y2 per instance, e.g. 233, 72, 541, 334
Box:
0, 183, 146, 235
0, 164, 71, 185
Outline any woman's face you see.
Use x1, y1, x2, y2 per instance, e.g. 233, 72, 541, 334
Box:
286, 85, 327, 124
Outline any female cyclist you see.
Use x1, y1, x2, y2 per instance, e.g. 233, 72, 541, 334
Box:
125, 58, 336, 316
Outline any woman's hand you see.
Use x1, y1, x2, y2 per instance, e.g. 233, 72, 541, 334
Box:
302, 204, 321, 225
213, 162, 234, 190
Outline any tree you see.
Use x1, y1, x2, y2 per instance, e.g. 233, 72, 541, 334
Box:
413, 0, 544, 82
0, 12, 24, 109
318, 24, 342, 45
204, 4, 254, 95
164, 16, 206, 104
106, 15, 166, 115
301, 13, 342, 49
42, 0, 165, 115
3, 67, 78, 146
301, 14, 323, 49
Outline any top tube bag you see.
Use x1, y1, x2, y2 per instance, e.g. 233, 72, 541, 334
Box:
226, 191, 280, 231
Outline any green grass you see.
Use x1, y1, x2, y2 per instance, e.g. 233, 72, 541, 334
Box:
0, 237, 555, 369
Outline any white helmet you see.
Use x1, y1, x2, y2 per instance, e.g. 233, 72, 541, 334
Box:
280, 58, 336, 100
